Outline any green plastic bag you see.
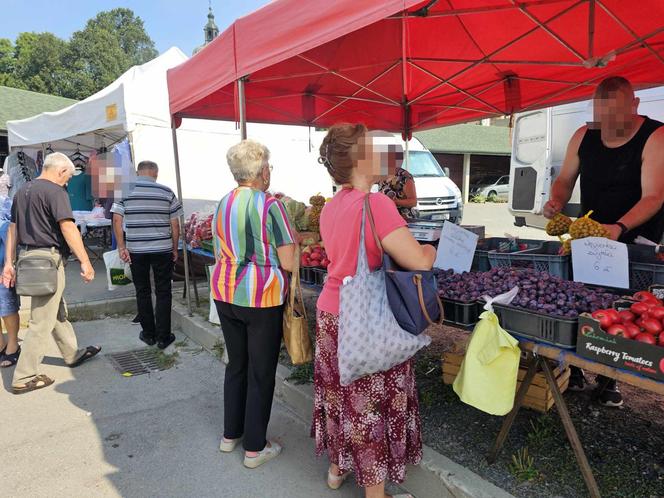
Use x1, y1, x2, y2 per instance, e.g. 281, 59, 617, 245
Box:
453, 288, 520, 416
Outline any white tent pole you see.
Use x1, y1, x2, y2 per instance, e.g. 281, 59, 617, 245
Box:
238, 77, 247, 140
171, 118, 192, 316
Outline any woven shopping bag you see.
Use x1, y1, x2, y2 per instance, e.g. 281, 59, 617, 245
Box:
283, 246, 313, 365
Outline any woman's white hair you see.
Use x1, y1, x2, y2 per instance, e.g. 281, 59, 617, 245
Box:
43, 152, 75, 173
226, 140, 270, 182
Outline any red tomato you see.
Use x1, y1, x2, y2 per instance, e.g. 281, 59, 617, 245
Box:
635, 332, 657, 345
624, 322, 642, 339
658, 332, 664, 346
631, 302, 651, 316
649, 306, 664, 321
591, 310, 618, 330
606, 324, 629, 338
641, 318, 663, 335
633, 291, 663, 305
618, 310, 636, 323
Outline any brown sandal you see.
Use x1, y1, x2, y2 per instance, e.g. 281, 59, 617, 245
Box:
12, 374, 55, 394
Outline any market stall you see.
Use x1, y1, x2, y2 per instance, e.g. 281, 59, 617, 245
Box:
165, 1, 664, 495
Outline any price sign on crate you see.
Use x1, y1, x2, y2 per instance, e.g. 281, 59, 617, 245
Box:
435, 221, 479, 273
571, 237, 629, 288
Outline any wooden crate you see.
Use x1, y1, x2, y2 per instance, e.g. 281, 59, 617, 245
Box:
442, 351, 570, 413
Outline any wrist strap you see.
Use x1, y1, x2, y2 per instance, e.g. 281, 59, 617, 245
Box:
616, 221, 629, 236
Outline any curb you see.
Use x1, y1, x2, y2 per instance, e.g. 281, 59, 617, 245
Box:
68, 297, 137, 321
169, 302, 515, 498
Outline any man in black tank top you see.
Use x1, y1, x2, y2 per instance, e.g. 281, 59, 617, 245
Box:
543, 77, 664, 407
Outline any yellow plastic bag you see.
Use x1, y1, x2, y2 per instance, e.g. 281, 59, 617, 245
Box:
453, 288, 520, 416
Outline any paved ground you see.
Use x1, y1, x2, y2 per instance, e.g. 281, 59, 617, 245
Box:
1, 318, 407, 498
462, 203, 555, 240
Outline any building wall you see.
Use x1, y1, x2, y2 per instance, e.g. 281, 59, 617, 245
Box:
0, 133, 8, 166
431, 152, 511, 195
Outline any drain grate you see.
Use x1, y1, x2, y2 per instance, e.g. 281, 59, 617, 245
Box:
107, 348, 165, 376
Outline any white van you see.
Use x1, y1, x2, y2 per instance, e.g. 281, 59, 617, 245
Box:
508, 86, 664, 229
404, 137, 464, 223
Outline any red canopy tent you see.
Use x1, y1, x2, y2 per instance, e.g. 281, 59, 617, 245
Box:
168, 0, 664, 321
168, 0, 664, 133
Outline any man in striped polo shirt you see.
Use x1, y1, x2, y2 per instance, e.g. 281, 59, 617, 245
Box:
111, 161, 183, 349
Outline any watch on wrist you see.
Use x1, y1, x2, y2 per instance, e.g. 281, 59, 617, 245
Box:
616, 222, 629, 236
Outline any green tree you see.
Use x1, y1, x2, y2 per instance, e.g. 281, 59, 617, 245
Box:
83, 8, 158, 66
0, 38, 15, 74
12, 32, 69, 95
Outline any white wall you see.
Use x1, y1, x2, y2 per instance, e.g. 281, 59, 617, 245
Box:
150, 119, 334, 214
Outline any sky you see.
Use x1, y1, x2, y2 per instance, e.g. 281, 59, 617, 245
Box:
1, 0, 268, 56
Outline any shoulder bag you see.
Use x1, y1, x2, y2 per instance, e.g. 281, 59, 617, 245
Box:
282, 246, 313, 365
15, 249, 60, 297
364, 195, 444, 335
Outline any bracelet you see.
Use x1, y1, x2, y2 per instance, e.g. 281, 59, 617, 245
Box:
616, 221, 629, 236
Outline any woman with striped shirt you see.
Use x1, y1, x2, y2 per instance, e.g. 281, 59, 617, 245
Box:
211, 140, 296, 469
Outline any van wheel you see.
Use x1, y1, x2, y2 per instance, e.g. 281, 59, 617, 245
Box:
487, 191, 498, 201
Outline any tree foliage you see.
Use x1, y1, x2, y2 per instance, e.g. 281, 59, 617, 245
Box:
0, 8, 158, 100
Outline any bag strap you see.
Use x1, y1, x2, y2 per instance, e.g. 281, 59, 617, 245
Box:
290, 245, 307, 322
364, 194, 384, 258
413, 274, 445, 326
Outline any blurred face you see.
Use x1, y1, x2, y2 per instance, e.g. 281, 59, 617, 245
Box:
590, 87, 639, 137
355, 131, 404, 181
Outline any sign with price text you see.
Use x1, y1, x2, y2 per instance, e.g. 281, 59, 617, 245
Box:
571, 237, 629, 289
434, 221, 479, 273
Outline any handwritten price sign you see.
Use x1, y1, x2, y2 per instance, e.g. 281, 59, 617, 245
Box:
571, 237, 629, 289
434, 221, 479, 273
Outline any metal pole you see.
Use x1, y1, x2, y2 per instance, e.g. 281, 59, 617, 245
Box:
171, 118, 192, 316
238, 77, 247, 140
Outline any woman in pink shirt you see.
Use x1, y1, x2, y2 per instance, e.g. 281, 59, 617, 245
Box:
312, 124, 437, 498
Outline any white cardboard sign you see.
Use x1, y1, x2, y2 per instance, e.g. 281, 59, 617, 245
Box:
434, 221, 479, 273
571, 237, 629, 289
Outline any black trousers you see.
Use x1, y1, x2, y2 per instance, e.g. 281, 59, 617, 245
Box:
130, 252, 173, 341
215, 300, 283, 452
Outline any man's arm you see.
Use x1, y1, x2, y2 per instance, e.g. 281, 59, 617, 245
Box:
543, 126, 585, 218
609, 127, 664, 240
60, 220, 94, 282
112, 213, 130, 263
2, 223, 17, 288
171, 217, 180, 262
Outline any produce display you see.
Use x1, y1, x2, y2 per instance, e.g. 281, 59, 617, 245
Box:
435, 267, 616, 318
185, 211, 213, 248
546, 211, 610, 255
307, 194, 326, 232
301, 243, 329, 269
545, 213, 572, 236
591, 291, 664, 346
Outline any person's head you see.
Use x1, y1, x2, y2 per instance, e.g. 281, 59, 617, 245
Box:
226, 139, 272, 191
592, 76, 639, 136
41, 152, 75, 186
137, 160, 159, 179
319, 124, 402, 188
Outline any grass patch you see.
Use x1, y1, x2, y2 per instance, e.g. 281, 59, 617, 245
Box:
287, 362, 314, 385
155, 351, 179, 370
174, 339, 189, 348
509, 447, 540, 482
211, 340, 225, 361
527, 414, 555, 448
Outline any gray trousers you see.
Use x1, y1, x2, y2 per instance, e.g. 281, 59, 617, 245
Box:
12, 249, 83, 386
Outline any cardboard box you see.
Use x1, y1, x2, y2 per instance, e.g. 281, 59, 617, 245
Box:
575, 300, 664, 382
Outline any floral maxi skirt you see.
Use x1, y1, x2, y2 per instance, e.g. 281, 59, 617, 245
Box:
311, 310, 423, 488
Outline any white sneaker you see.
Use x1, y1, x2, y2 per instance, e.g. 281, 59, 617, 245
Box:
243, 440, 282, 469
219, 437, 241, 453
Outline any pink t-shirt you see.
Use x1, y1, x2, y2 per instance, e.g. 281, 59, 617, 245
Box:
317, 188, 407, 315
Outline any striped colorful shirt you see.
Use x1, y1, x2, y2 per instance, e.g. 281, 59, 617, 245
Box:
211, 187, 295, 308
111, 177, 183, 254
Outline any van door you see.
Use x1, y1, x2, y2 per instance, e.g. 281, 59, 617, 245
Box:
509, 109, 550, 225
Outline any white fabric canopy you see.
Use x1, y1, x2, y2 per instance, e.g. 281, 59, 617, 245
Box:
7, 47, 187, 150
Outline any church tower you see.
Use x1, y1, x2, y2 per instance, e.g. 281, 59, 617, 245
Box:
193, 3, 220, 55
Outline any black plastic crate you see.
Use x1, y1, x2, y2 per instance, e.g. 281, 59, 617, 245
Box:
489, 241, 571, 279
441, 298, 482, 327
492, 304, 578, 348
312, 268, 327, 286
299, 267, 316, 285
627, 245, 664, 290
472, 238, 544, 272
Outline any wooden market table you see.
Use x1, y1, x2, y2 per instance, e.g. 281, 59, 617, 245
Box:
487, 337, 664, 498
